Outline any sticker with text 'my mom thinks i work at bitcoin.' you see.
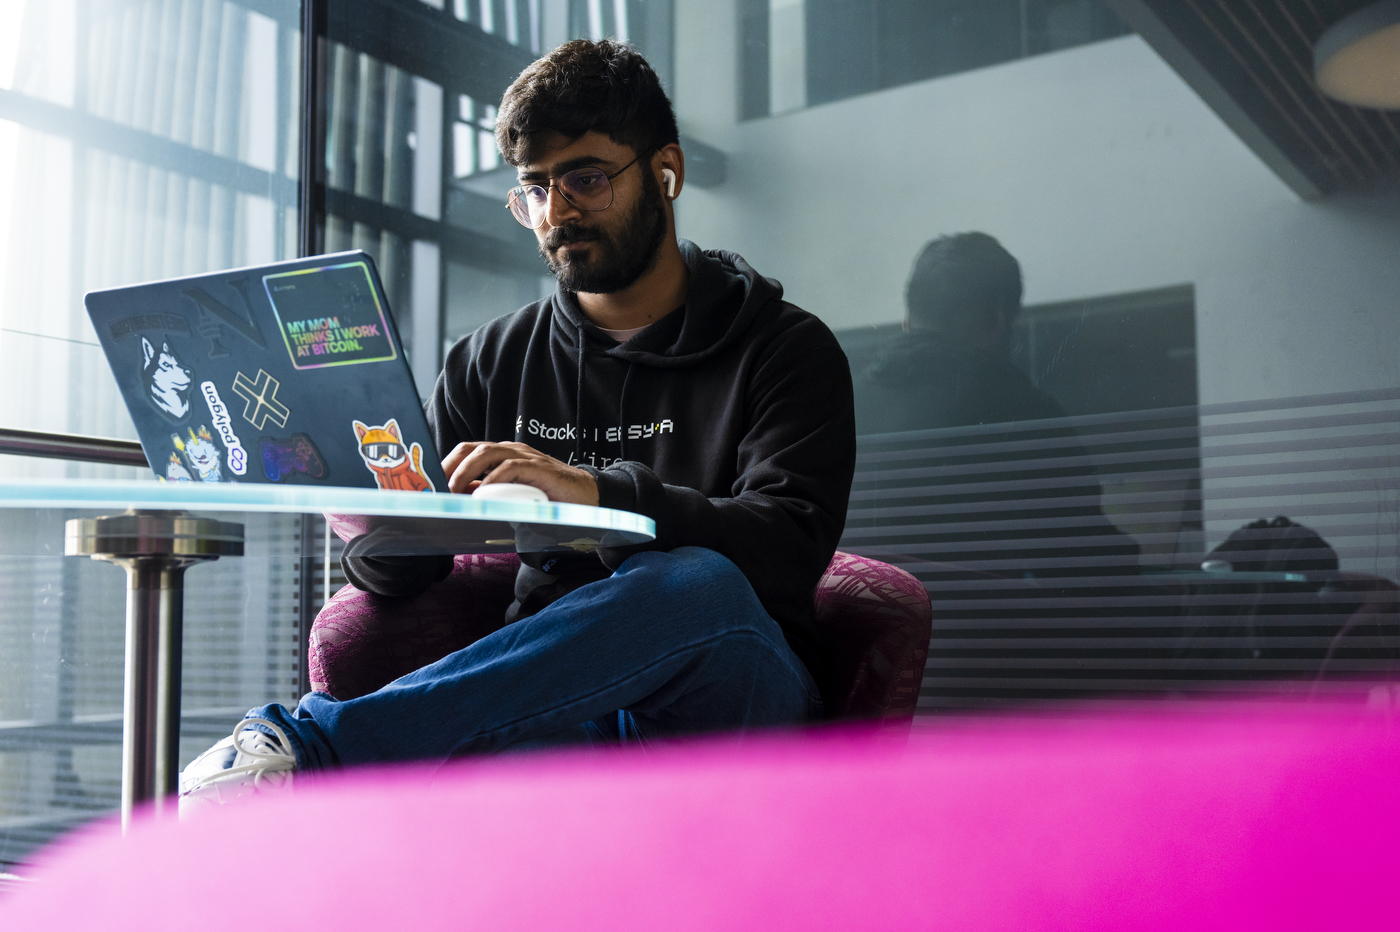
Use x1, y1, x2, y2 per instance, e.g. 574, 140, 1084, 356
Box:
262, 260, 398, 370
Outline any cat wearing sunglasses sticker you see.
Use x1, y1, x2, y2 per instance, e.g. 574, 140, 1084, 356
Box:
352, 418, 434, 492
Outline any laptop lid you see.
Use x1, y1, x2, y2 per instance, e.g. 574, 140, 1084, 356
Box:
85, 251, 447, 492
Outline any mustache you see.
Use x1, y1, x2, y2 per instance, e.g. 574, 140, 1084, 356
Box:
542, 224, 600, 249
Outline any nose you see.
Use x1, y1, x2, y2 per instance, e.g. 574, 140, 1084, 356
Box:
543, 184, 582, 228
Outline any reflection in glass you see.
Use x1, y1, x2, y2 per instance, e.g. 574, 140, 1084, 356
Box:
670, 0, 1400, 709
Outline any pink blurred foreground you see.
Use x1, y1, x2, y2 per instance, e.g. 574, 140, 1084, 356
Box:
4, 704, 1399, 930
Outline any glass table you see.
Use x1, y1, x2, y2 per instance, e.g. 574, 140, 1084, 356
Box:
0, 479, 654, 830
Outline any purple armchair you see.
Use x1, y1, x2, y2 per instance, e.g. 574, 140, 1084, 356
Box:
308, 549, 932, 724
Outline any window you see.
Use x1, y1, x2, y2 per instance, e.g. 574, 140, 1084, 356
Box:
0, 0, 311, 866
740, 0, 1129, 118
672, 0, 1400, 710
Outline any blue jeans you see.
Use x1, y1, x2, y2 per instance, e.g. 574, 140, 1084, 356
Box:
249, 547, 823, 770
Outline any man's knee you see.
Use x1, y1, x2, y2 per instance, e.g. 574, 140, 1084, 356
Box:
613, 547, 771, 637
617, 546, 750, 600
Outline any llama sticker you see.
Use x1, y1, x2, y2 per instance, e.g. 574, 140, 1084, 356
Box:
141, 337, 193, 420
172, 425, 224, 482
352, 418, 433, 492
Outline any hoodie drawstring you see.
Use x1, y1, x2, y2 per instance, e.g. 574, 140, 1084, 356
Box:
573, 319, 636, 466
574, 321, 585, 466
618, 361, 634, 462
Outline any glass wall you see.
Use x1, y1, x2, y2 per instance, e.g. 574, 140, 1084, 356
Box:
0, 0, 308, 867
0, 0, 301, 475
667, 0, 1399, 709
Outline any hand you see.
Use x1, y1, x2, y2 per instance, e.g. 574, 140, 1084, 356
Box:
442, 441, 599, 505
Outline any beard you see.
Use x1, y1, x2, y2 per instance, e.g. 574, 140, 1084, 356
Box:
540, 167, 667, 294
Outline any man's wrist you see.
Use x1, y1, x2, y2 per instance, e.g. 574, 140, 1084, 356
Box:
579, 464, 637, 513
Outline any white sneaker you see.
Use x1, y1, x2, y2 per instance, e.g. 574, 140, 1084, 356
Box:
178, 717, 298, 819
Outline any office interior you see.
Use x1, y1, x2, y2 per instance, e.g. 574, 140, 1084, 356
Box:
0, 0, 1397, 874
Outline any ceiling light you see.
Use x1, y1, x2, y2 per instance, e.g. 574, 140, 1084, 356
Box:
1315, 0, 1400, 109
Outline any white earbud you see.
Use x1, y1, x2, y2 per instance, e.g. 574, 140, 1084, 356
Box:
661, 168, 677, 199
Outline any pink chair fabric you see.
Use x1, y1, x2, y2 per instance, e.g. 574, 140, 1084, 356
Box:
7, 705, 1400, 930
309, 549, 932, 720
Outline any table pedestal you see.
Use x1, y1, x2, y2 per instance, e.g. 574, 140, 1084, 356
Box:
65, 510, 243, 830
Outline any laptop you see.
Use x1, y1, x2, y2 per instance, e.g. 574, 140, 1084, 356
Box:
85, 251, 447, 492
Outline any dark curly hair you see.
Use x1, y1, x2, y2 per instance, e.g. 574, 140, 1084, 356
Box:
495, 39, 679, 167
905, 233, 1023, 333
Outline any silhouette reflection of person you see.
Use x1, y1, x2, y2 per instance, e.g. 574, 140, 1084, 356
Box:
856, 233, 1062, 433
852, 232, 1140, 577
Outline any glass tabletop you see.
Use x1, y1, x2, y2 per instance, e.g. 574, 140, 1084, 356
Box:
0, 479, 656, 555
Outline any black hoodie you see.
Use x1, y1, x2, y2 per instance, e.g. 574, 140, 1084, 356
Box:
855, 331, 1065, 434
343, 241, 856, 689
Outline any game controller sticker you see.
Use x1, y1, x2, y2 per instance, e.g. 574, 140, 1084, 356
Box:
352, 418, 434, 492
140, 337, 194, 422
199, 381, 248, 476
171, 425, 224, 482
231, 369, 290, 430
260, 433, 328, 483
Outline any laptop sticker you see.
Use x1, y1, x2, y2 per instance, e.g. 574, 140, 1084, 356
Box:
260, 433, 328, 483
165, 452, 194, 482
140, 337, 194, 421
182, 279, 267, 357
110, 313, 190, 340
352, 419, 434, 492
231, 369, 290, 430
199, 381, 248, 476
263, 261, 397, 370
171, 426, 224, 482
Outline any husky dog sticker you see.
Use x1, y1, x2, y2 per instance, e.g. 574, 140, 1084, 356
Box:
141, 337, 193, 420
172, 425, 224, 482
352, 419, 434, 492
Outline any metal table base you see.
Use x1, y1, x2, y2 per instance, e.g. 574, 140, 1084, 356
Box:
65, 510, 243, 830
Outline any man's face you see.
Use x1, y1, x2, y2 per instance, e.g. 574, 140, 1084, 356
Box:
518, 131, 667, 294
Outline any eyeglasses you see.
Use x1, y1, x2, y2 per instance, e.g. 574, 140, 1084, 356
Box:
505, 151, 649, 229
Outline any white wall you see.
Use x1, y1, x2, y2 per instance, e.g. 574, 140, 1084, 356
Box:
671, 5, 1400, 407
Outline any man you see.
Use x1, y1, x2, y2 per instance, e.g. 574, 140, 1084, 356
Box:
179, 39, 855, 806
849, 232, 1138, 576
854, 232, 1064, 434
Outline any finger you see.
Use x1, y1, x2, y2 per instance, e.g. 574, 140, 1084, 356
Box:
446, 443, 502, 494
441, 441, 486, 478
483, 459, 598, 506
449, 444, 546, 494
481, 458, 552, 494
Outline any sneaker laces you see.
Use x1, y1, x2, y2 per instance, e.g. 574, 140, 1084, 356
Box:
203, 718, 298, 790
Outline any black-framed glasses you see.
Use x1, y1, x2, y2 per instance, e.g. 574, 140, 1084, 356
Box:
505, 150, 651, 229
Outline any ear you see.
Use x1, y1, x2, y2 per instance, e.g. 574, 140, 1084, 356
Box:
352, 420, 368, 442
385, 419, 402, 442
142, 337, 154, 367
656, 143, 684, 202
161, 341, 173, 357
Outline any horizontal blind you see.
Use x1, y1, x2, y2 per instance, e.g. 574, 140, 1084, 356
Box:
843, 388, 1400, 711
0, 511, 307, 866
